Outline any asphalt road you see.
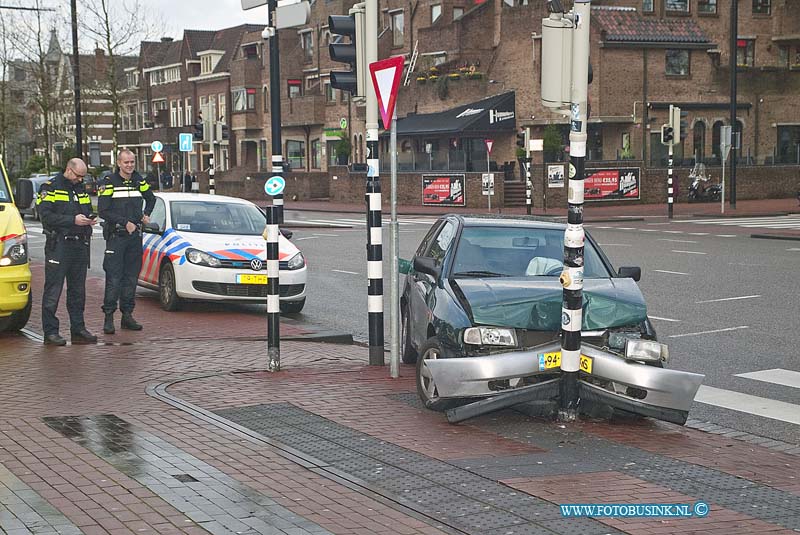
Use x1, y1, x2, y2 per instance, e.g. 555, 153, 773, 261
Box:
22, 209, 800, 443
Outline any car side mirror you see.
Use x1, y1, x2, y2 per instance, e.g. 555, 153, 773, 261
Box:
15, 179, 33, 209
280, 228, 293, 240
618, 266, 641, 281
398, 258, 411, 275
413, 256, 440, 279
143, 222, 161, 234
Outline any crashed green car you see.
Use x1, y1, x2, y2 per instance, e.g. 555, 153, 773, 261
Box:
400, 215, 664, 410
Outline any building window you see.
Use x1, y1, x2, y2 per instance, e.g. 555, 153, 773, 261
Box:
777, 125, 800, 163
286, 140, 306, 169
665, 0, 689, 12
300, 31, 313, 63
170, 100, 178, 127
752, 0, 770, 14
391, 11, 404, 48
209, 95, 217, 121
693, 121, 706, 161
311, 139, 322, 169
698, 0, 716, 13
642, 0, 654, 12
177, 101, 183, 127
737, 39, 755, 67
126, 71, 139, 88
453, 6, 463, 19
142, 101, 150, 125
218, 93, 226, 122
665, 49, 690, 75
89, 142, 101, 167
232, 88, 256, 111
185, 98, 192, 125
242, 43, 259, 59
246, 88, 255, 110
325, 81, 335, 102
431, 4, 442, 23
288, 79, 302, 98
263, 87, 269, 111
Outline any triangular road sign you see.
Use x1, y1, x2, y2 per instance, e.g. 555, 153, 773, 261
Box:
485, 139, 494, 155
152, 151, 165, 164
369, 55, 405, 129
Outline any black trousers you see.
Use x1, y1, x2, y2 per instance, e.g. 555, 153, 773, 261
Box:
42, 239, 89, 336
102, 233, 142, 315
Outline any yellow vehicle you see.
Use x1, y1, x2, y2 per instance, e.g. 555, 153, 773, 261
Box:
0, 155, 33, 332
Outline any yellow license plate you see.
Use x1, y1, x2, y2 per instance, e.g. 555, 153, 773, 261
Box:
236, 274, 267, 284
538, 351, 593, 374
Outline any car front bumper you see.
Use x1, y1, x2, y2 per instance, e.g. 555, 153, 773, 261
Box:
424, 341, 704, 418
175, 262, 307, 302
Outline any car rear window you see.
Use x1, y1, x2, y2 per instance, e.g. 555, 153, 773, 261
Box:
452, 226, 610, 278
170, 201, 266, 235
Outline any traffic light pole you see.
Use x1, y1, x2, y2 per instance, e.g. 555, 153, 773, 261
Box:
269, 0, 285, 225
559, 0, 591, 422
667, 143, 674, 219
525, 128, 532, 215
365, 0, 383, 366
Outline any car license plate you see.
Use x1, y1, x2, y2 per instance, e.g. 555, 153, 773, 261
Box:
236, 274, 267, 284
538, 351, 593, 374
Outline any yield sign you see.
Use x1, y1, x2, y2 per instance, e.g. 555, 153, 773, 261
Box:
485, 139, 494, 155
369, 55, 405, 129
151, 151, 165, 164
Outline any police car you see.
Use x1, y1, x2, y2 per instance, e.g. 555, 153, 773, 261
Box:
137, 193, 307, 313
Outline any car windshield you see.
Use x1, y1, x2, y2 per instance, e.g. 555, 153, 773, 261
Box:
0, 172, 10, 204
169, 200, 266, 235
451, 226, 611, 278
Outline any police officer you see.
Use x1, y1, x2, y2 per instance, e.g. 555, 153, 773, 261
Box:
38, 158, 98, 346
98, 149, 156, 334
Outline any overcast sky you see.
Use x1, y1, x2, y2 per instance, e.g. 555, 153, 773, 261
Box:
136, 0, 270, 39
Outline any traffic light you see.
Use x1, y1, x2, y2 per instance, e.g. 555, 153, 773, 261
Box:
193, 116, 204, 141
661, 124, 674, 145
669, 104, 682, 142
516, 130, 527, 148
679, 110, 688, 140
221, 123, 229, 141
329, 6, 365, 97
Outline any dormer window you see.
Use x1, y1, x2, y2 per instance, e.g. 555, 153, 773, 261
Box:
199, 50, 225, 75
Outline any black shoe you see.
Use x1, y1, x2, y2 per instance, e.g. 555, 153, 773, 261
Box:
71, 329, 98, 345
44, 334, 67, 346
103, 313, 115, 334
121, 314, 142, 331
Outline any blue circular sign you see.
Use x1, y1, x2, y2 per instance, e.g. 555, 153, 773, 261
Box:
150, 140, 163, 153
265, 175, 286, 196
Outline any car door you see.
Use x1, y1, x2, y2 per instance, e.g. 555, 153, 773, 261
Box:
407, 219, 458, 351
139, 197, 167, 285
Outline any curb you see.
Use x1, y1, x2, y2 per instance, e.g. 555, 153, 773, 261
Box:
282, 331, 354, 344
750, 233, 800, 242
681, 211, 795, 219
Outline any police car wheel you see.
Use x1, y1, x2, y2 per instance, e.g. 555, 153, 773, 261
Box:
159, 263, 182, 312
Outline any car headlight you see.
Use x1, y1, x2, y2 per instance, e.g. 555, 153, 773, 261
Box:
0, 234, 28, 266
185, 248, 222, 267
624, 339, 669, 363
286, 252, 305, 270
463, 327, 517, 347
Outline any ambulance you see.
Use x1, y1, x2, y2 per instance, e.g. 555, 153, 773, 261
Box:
0, 156, 33, 332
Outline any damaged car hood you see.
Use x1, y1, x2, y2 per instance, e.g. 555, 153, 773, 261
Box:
452, 277, 647, 331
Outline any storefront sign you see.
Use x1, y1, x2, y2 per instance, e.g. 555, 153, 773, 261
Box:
585, 167, 641, 201
422, 174, 465, 206
547, 164, 565, 188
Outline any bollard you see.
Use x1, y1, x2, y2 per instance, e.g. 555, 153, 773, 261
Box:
266, 206, 280, 371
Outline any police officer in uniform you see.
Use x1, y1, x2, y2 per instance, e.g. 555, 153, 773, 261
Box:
38, 158, 98, 346
98, 149, 156, 334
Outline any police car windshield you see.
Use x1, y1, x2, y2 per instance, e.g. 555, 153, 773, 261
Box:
170, 201, 265, 235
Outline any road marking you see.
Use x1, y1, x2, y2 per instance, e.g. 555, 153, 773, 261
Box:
649, 315, 681, 322
672, 250, 707, 255
715, 234, 737, 238
331, 269, 359, 275
788, 248, 800, 252
592, 226, 614, 229
657, 238, 698, 243
616, 227, 635, 230
653, 269, 689, 275
294, 236, 318, 241
312, 233, 340, 237
736, 369, 800, 389
639, 229, 659, 232
688, 232, 710, 236
661, 230, 685, 234
694, 385, 800, 426
597, 243, 632, 247
728, 262, 771, 267
647, 222, 671, 226
696, 295, 760, 304
668, 325, 749, 338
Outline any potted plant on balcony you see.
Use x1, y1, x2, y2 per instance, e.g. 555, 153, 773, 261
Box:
334, 134, 352, 166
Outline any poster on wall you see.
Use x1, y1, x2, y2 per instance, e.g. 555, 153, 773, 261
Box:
422, 174, 466, 206
584, 167, 641, 201
547, 164, 565, 188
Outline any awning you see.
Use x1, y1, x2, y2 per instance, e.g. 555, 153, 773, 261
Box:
392, 92, 516, 136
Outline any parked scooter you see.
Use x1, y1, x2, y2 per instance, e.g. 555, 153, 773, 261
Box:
687, 163, 722, 202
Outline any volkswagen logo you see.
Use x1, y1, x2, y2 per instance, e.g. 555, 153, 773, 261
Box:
250, 258, 263, 271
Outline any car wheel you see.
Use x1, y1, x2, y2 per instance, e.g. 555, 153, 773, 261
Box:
280, 298, 305, 314
416, 338, 459, 411
400, 305, 417, 364
159, 263, 182, 311
33, 205, 39, 221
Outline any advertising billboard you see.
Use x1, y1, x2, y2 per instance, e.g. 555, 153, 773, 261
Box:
422, 174, 466, 206
584, 167, 641, 201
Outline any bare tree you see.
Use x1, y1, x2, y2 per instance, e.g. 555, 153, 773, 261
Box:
79, 0, 162, 156
10, 0, 59, 173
